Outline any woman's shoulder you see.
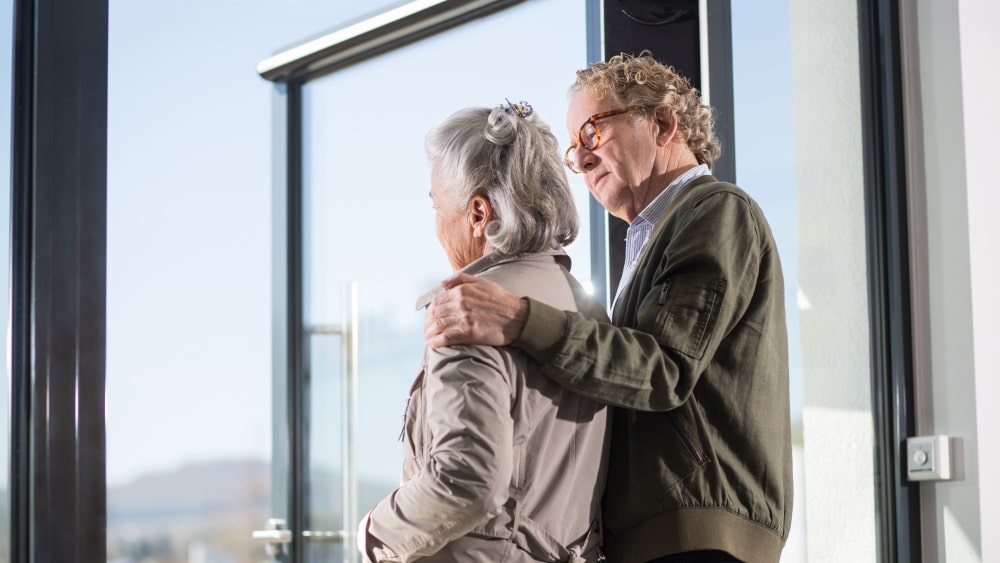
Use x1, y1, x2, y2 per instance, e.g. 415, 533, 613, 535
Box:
479, 253, 582, 313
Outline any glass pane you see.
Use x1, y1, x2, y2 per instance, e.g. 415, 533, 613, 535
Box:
732, 2, 875, 562
105, 2, 346, 562
301, 0, 588, 556
306, 331, 345, 563
0, 0, 13, 559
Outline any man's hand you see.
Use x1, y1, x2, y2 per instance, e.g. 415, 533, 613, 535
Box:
424, 273, 528, 348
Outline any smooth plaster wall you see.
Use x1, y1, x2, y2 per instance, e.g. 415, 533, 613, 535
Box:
957, 0, 1000, 561
911, 0, 1000, 560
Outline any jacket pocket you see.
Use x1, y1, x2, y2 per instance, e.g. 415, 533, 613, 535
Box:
606, 409, 709, 530
638, 276, 727, 360
667, 407, 708, 468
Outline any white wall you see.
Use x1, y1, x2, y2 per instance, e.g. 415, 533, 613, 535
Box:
910, 0, 1000, 561
957, 1, 1000, 561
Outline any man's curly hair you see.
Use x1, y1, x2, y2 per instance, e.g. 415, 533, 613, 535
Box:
571, 52, 721, 166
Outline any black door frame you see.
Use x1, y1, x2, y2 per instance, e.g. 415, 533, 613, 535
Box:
8, 0, 109, 562
857, 0, 921, 560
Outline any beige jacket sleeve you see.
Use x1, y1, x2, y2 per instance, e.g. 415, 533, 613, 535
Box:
361, 344, 515, 563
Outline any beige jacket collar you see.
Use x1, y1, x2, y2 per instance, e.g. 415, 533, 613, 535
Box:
415, 248, 572, 310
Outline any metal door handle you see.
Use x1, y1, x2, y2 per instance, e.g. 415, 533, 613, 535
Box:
252, 529, 293, 543
303, 530, 349, 542
253, 518, 349, 548
252, 529, 345, 543
252, 518, 293, 556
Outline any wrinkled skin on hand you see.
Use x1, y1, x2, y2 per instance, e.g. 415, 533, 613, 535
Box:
424, 273, 528, 348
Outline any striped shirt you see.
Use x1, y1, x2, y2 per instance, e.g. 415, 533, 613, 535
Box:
613, 164, 711, 312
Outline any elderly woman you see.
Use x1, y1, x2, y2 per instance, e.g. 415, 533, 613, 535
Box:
357, 101, 611, 563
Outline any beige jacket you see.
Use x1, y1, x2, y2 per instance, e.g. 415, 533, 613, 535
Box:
360, 250, 611, 563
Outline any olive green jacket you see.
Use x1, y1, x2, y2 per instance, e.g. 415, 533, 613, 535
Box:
514, 177, 792, 563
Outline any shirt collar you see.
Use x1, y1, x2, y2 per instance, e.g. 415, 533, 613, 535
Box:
632, 163, 711, 228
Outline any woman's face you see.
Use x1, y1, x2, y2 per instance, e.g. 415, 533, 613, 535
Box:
430, 165, 487, 271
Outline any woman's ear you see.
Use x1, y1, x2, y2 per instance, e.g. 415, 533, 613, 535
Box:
468, 195, 493, 238
655, 107, 679, 146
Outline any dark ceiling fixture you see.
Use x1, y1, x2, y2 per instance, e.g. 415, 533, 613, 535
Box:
618, 0, 694, 26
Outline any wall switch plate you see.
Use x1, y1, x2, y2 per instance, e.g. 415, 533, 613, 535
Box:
906, 435, 954, 481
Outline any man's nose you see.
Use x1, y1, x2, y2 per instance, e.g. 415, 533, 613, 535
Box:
576, 146, 598, 171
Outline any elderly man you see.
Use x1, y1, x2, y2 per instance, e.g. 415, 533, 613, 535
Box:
424, 53, 792, 563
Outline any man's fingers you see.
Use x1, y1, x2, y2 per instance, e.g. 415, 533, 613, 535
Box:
423, 304, 448, 339
424, 317, 472, 348
426, 329, 466, 349
422, 275, 518, 347
424, 301, 466, 344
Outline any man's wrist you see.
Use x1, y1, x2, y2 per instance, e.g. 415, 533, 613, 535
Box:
505, 297, 529, 345
511, 297, 567, 361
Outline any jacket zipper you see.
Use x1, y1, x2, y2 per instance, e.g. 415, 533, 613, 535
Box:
398, 396, 410, 442
658, 279, 673, 305
669, 413, 706, 465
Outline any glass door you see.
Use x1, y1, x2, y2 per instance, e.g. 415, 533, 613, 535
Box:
267, 1, 591, 561
258, 283, 361, 563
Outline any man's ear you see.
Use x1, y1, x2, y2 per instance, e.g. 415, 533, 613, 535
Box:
655, 107, 679, 146
468, 195, 493, 238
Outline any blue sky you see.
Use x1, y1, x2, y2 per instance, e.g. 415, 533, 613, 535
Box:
102, 0, 393, 485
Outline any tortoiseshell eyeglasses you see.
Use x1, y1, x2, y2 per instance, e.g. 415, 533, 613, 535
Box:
563, 105, 644, 173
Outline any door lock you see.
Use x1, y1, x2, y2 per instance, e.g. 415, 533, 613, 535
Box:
906, 435, 957, 481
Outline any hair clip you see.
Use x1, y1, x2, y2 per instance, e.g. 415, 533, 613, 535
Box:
503, 98, 533, 119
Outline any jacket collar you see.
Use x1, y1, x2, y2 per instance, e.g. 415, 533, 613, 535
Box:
651, 174, 719, 231
415, 248, 571, 310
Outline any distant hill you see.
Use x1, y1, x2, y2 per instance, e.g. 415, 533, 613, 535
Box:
108, 459, 270, 562
107, 458, 395, 563
109, 459, 270, 524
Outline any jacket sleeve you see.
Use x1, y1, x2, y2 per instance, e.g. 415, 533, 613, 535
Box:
363, 345, 514, 563
514, 190, 763, 412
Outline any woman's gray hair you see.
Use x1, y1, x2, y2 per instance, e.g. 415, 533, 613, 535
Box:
426, 102, 579, 255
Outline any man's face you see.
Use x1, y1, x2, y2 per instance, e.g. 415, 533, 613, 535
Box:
565, 89, 659, 223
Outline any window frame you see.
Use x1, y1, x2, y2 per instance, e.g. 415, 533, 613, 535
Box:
857, 0, 921, 560
9, 0, 109, 561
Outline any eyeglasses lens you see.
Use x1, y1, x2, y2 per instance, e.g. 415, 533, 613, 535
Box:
581, 123, 599, 150
564, 123, 598, 174
564, 147, 581, 173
